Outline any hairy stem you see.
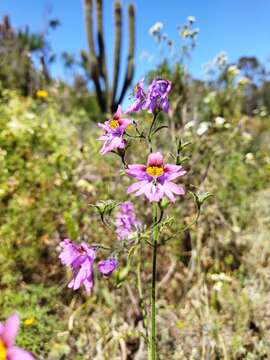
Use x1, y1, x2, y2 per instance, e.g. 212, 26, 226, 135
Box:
150, 203, 159, 359
136, 246, 149, 347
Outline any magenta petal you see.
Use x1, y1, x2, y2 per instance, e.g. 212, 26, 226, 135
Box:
163, 187, 176, 202
126, 165, 147, 180
83, 275, 94, 295
114, 104, 122, 118
167, 171, 186, 181
165, 181, 185, 195
59, 239, 79, 267
1, 313, 19, 347
164, 164, 183, 173
141, 183, 158, 202
127, 181, 148, 194
98, 259, 118, 276
147, 152, 164, 167
7, 346, 34, 360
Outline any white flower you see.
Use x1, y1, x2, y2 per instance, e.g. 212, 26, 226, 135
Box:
245, 152, 255, 164
197, 122, 209, 136
184, 120, 195, 129
187, 16, 196, 23
203, 91, 216, 104
238, 77, 251, 86
149, 22, 163, 36
210, 273, 232, 282
227, 65, 240, 76
242, 131, 252, 142
213, 281, 223, 292
214, 116, 225, 126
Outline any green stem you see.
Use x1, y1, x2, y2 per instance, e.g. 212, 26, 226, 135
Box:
150, 203, 159, 359
136, 245, 149, 347
148, 111, 160, 152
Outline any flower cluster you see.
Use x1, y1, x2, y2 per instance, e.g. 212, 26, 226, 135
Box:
97, 78, 171, 155
126, 78, 171, 114
0, 314, 34, 360
126, 152, 186, 202
59, 239, 117, 294
97, 105, 132, 155
60, 77, 186, 297
115, 201, 141, 241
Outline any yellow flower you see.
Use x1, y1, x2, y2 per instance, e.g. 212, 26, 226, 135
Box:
36, 90, 48, 98
24, 317, 36, 326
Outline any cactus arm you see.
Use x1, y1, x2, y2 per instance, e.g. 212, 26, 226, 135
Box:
96, 0, 109, 100
117, 3, 135, 108
83, 0, 106, 112
110, 0, 122, 112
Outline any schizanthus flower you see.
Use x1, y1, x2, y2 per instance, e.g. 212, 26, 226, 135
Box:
97, 259, 118, 276
59, 239, 96, 295
126, 78, 147, 114
115, 201, 141, 241
145, 79, 171, 113
126, 152, 186, 202
126, 78, 172, 114
97, 105, 132, 155
0, 314, 34, 360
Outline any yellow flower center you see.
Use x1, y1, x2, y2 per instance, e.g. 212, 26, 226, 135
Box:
146, 166, 164, 177
109, 120, 119, 129
134, 85, 138, 93
0, 338, 7, 360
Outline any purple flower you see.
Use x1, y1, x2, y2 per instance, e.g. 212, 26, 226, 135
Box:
145, 79, 171, 113
125, 78, 147, 114
59, 239, 79, 266
97, 259, 118, 276
126, 152, 186, 202
0, 313, 35, 360
115, 201, 141, 241
59, 240, 96, 295
97, 105, 132, 155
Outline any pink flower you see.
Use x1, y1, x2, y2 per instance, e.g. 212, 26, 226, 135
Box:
125, 78, 172, 114
145, 79, 172, 113
126, 152, 186, 202
59, 240, 96, 295
125, 78, 147, 114
97, 259, 118, 276
97, 105, 132, 155
0, 313, 35, 360
115, 201, 141, 241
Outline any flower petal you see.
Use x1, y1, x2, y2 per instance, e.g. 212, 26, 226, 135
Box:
165, 181, 185, 195
114, 105, 122, 119
126, 165, 148, 180
127, 180, 148, 194
7, 346, 34, 360
1, 313, 19, 347
163, 186, 176, 202
147, 152, 164, 167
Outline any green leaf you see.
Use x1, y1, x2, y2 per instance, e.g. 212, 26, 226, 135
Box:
188, 191, 213, 210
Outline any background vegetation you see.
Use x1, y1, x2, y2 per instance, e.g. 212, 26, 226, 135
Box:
0, 7, 270, 360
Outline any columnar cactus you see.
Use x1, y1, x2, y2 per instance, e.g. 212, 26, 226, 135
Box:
82, 0, 135, 113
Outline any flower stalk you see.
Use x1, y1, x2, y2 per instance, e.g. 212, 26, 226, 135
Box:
150, 202, 159, 359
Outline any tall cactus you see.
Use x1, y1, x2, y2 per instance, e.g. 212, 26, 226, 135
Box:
82, 0, 135, 113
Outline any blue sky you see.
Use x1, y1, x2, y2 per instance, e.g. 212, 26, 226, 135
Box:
1, 0, 269, 85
